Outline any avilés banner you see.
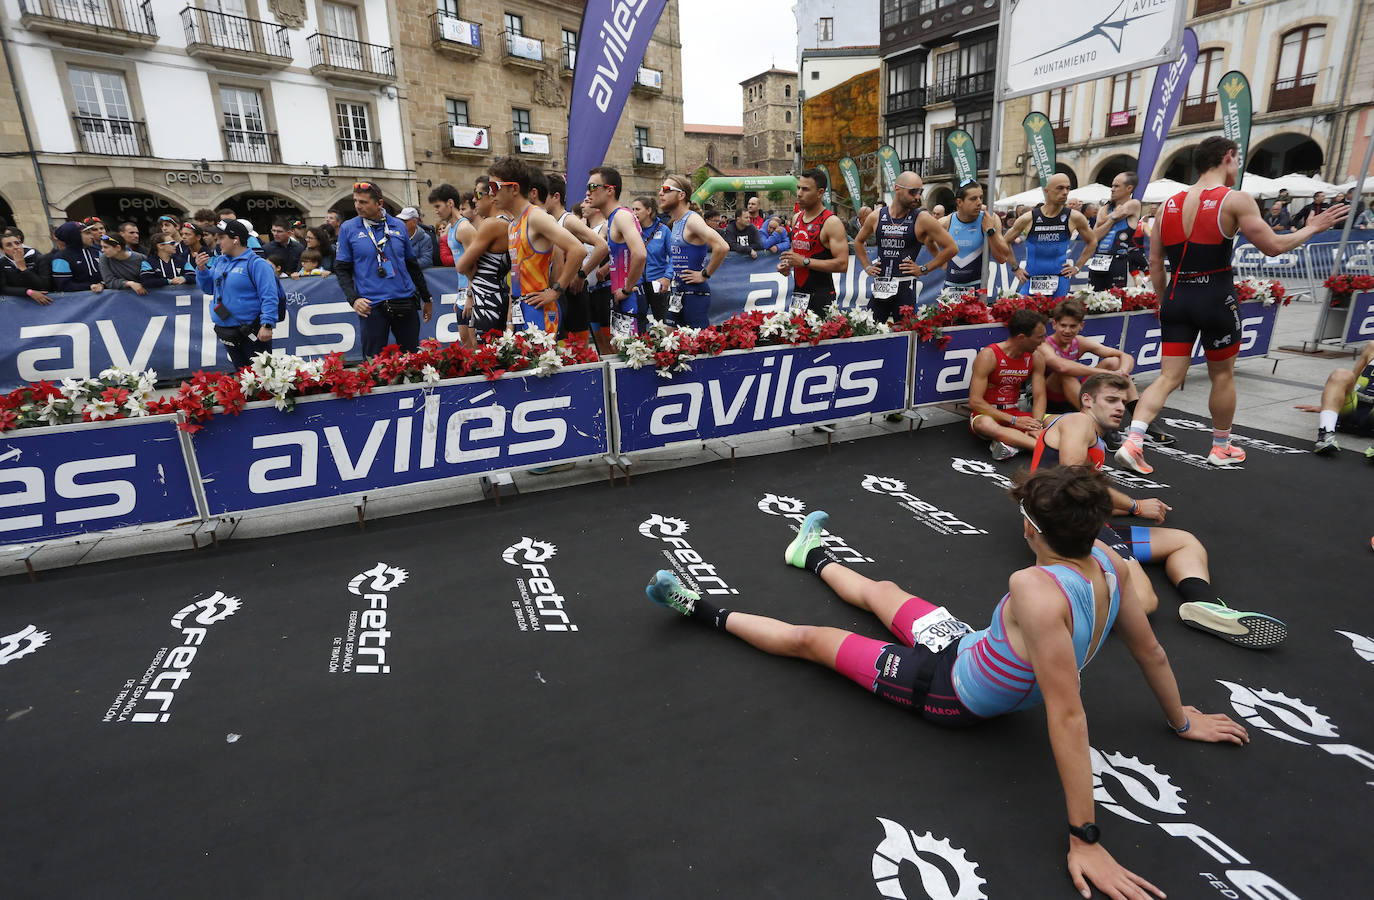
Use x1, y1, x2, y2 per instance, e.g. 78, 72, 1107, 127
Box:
838, 156, 863, 213
877, 145, 900, 201
567, 1, 669, 190
1134, 27, 1198, 201
1022, 112, 1057, 189
1218, 70, 1252, 176
946, 130, 978, 185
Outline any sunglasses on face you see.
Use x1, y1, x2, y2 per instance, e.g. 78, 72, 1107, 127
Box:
586, 182, 607, 193
659, 184, 684, 194
488, 177, 519, 195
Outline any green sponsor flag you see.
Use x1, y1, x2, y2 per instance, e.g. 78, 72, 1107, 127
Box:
817, 163, 834, 210
877, 144, 901, 197
837, 156, 862, 212
1218, 70, 1252, 178
946, 129, 978, 185
1022, 112, 1057, 189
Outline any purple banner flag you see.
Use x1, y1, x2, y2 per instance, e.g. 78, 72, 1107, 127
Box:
1134, 27, 1198, 200
568, 1, 669, 190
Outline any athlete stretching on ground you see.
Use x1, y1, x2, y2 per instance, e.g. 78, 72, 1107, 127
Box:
1297, 340, 1374, 457
1033, 372, 1286, 648
1116, 136, 1349, 474
645, 465, 1248, 900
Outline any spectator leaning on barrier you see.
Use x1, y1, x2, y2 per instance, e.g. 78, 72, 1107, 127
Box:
195, 219, 278, 370
335, 181, 433, 356
50, 222, 103, 292
304, 226, 335, 271
761, 216, 790, 253
140, 234, 195, 288
398, 207, 434, 270
724, 208, 763, 258
1264, 201, 1292, 233
1, 230, 52, 304
266, 218, 303, 272
98, 234, 148, 295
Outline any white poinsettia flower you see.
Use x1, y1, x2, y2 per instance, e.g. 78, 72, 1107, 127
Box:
85, 398, 118, 419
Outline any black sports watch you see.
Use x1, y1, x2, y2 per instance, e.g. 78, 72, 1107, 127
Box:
551, 282, 565, 296
985, 226, 996, 237
1069, 822, 1101, 844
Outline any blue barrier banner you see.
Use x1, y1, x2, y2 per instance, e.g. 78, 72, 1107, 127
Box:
1343, 291, 1374, 344
1123, 300, 1276, 374
189, 364, 608, 515
910, 323, 1004, 408
612, 334, 909, 453
0, 415, 199, 546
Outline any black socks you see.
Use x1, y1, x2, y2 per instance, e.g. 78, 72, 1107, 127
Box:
805, 545, 837, 577
691, 597, 732, 631
1177, 577, 1214, 605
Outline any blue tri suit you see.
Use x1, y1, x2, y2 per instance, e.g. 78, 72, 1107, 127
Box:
1019, 205, 1073, 298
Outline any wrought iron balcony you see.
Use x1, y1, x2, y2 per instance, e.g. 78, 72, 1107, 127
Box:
442, 122, 494, 157
502, 30, 544, 69
19, 0, 157, 49
182, 7, 290, 69
1269, 74, 1316, 112
958, 70, 994, 96
931, 78, 958, 102
508, 130, 551, 156
336, 137, 380, 169
1105, 109, 1138, 137
1179, 94, 1217, 126
223, 128, 280, 164
308, 33, 395, 85
73, 114, 150, 157
429, 12, 481, 59
888, 86, 928, 115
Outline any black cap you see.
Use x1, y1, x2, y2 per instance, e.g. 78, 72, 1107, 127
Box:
217, 219, 251, 244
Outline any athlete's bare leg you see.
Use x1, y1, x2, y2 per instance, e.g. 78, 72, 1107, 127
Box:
1206, 356, 1238, 432
1320, 368, 1357, 412
971, 415, 1039, 450
815, 563, 918, 634
1131, 354, 1189, 425
723, 614, 850, 669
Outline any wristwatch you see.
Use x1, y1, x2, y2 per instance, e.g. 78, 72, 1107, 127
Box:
551, 282, 565, 296
985, 227, 996, 237
701, 269, 711, 279
803, 257, 810, 268
1069, 823, 1101, 844
918, 263, 928, 275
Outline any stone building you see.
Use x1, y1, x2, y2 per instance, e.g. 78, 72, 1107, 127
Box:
680, 123, 743, 175
740, 68, 797, 176
397, 0, 685, 203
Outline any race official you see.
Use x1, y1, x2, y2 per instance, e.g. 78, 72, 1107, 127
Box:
335, 182, 433, 357
194, 219, 278, 371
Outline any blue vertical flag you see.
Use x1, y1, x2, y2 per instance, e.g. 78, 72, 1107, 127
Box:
1134, 27, 1198, 199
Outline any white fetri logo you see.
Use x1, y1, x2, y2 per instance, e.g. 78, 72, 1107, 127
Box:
503, 537, 558, 565
169, 592, 241, 629
1217, 681, 1339, 745
871, 817, 986, 900
1090, 748, 1187, 824
1336, 630, 1374, 665
0, 624, 51, 666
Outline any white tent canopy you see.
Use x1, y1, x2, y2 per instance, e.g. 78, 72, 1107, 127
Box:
1238, 173, 1282, 197
1334, 177, 1374, 196
992, 186, 1044, 211
1068, 182, 1112, 205
1141, 178, 1188, 203
1269, 173, 1341, 198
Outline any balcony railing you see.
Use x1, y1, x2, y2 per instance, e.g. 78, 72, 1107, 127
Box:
223, 128, 280, 164
337, 137, 380, 169
562, 44, 576, 72
429, 12, 481, 57
443, 122, 493, 155
932, 78, 959, 101
1052, 123, 1070, 145
901, 158, 931, 178
308, 33, 395, 83
19, 0, 157, 47
888, 86, 928, 115
73, 114, 149, 156
635, 145, 665, 167
958, 70, 994, 95
1180, 94, 1216, 125
1105, 109, 1137, 137
633, 67, 663, 93
1270, 74, 1316, 112
508, 130, 551, 155
1195, 0, 1231, 15
502, 30, 544, 66
182, 7, 289, 66
929, 152, 953, 175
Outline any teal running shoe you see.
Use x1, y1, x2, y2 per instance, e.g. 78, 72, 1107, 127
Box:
1179, 601, 1287, 649
646, 570, 698, 616
785, 510, 829, 568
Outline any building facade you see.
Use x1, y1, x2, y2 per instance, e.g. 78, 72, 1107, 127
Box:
681, 123, 743, 175
740, 68, 797, 176
397, 0, 684, 203
794, 0, 878, 174
0, 0, 414, 236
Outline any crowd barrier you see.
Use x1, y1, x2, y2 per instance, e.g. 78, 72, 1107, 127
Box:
1, 298, 1282, 550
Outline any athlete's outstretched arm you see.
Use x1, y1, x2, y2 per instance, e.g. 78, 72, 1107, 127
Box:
1233, 191, 1348, 257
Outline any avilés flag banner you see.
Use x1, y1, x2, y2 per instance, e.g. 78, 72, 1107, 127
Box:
1022, 112, 1057, 189
877, 145, 901, 200
817, 163, 834, 209
838, 156, 863, 212
568, 1, 669, 190
1134, 27, 1198, 200
1218, 70, 1252, 176
946, 130, 978, 185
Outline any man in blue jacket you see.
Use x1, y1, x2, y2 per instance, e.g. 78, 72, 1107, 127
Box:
335, 182, 433, 356
194, 219, 279, 371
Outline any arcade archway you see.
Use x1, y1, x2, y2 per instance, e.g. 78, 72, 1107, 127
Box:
218, 192, 308, 230
1248, 133, 1323, 178
1094, 155, 1138, 186
65, 189, 185, 238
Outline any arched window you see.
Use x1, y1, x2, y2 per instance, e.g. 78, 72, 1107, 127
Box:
1271, 25, 1324, 110
706, 142, 716, 166
1182, 48, 1223, 124
785, 110, 792, 123
785, 84, 791, 98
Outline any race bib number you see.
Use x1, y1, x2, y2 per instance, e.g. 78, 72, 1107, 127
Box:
509, 300, 525, 326
871, 277, 898, 299
668, 291, 683, 314
1088, 254, 1112, 272
1029, 275, 1060, 294
789, 291, 811, 312
611, 310, 637, 337
910, 607, 972, 653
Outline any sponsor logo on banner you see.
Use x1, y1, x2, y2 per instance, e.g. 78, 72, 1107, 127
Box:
1336, 630, 1374, 665
871, 817, 986, 900
638, 514, 738, 596
438, 16, 480, 46
515, 131, 550, 155
0, 624, 51, 666
450, 125, 488, 149
330, 562, 408, 673
861, 475, 986, 535
1160, 418, 1302, 455
1220, 680, 1374, 784
1092, 747, 1300, 897
103, 593, 241, 725
1125, 303, 1274, 374
756, 493, 873, 563
1342, 292, 1374, 343
503, 537, 579, 632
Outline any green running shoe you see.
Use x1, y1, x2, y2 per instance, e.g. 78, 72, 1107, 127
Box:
1179, 600, 1287, 649
646, 570, 698, 616
785, 510, 829, 568
1365, 445, 1374, 460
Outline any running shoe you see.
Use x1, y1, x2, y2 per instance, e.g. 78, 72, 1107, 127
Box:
1114, 440, 1154, 474
785, 510, 829, 568
1206, 443, 1247, 467
1178, 601, 1287, 649
1314, 430, 1341, 454
646, 570, 698, 616
990, 441, 1019, 461
1145, 424, 1177, 446
1365, 445, 1374, 461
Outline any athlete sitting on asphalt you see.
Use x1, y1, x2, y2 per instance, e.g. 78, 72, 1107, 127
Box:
1297, 340, 1374, 457
1032, 372, 1286, 648
645, 464, 1248, 900
968, 309, 1047, 460
1038, 298, 1175, 446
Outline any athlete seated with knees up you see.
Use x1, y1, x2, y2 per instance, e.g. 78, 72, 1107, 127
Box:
1297, 341, 1374, 457
1032, 372, 1286, 648
1038, 298, 1174, 446
968, 309, 1047, 460
645, 464, 1248, 900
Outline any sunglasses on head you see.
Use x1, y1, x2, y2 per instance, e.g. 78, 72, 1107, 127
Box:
1019, 501, 1043, 534
353, 182, 374, 191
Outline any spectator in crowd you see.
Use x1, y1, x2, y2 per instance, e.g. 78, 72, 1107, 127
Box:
155, 215, 181, 244
51, 222, 103, 292
140, 234, 194, 289
931, 204, 946, 219
724, 208, 762, 258
336, 182, 433, 356
428, 183, 463, 268
116, 220, 142, 253
217, 208, 265, 252
854, 205, 873, 235
326, 210, 343, 231
81, 216, 106, 241
746, 195, 765, 229
264, 252, 287, 277
703, 207, 721, 231
98, 234, 148, 295
195, 219, 278, 370
304, 226, 335, 271
398, 207, 435, 270
1294, 191, 1333, 228
1343, 189, 1367, 224
266, 218, 302, 272
2, 225, 38, 266
1, 229, 52, 304
1265, 201, 1293, 233
632, 195, 670, 321
193, 209, 218, 231
761, 216, 791, 253
1355, 202, 1374, 230
295, 249, 328, 277
1083, 203, 1099, 221
290, 219, 309, 246
181, 222, 208, 259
